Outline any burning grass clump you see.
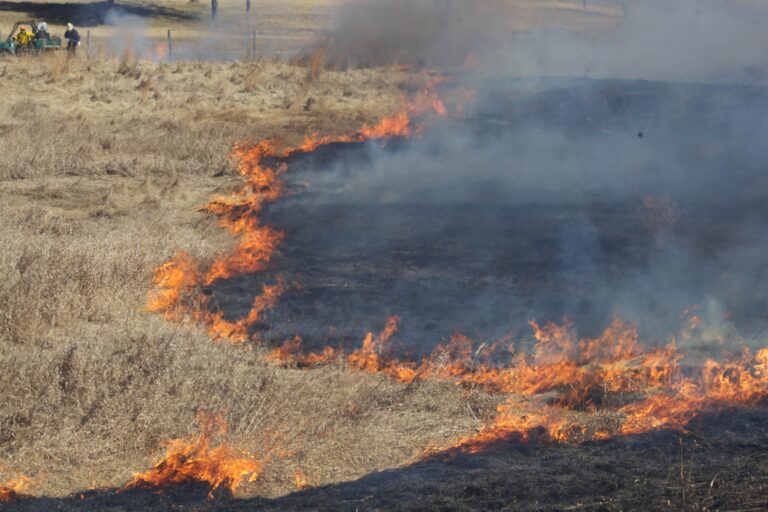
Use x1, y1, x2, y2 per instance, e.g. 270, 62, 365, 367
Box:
127, 413, 262, 498
0, 473, 32, 504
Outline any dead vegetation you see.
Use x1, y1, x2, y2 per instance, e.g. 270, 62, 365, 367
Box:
0, 52, 488, 500
1, 3, 767, 509
0, 54, 406, 182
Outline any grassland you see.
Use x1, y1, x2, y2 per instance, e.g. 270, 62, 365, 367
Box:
4, 2, 768, 511
0, 0, 342, 56
0, 41, 500, 500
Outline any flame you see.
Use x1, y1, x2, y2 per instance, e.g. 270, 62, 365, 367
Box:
292, 470, 309, 490
154, 42, 168, 61
407, 74, 449, 118
147, 72, 453, 344
265, 335, 304, 365
442, 329, 768, 453
0, 475, 32, 503
619, 347, 768, 435
147, 251, 200, 317
146, 139, 288, 343
127, 413, 261, 498
347, 315, 402, 373
138, 68, 768, 460
266, 336, 343, 367
273, 316, 767, 454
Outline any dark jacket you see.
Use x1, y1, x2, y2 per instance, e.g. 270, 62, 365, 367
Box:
64, 28, 80, 42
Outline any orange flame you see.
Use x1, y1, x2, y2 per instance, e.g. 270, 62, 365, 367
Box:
266, 336, 345, 368
347, 315, 401, 373
292, 470, 309, 490
272, 316, 767, 454
0, 475, 32, 504
127, 413, 261, 498
147, 73, 454, 344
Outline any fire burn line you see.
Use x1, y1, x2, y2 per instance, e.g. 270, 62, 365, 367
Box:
113, 74, 454, 501
267, 316, 768, 454
0, 472, 32, 504
143, 67, 768, 495
147, 74, 450, 343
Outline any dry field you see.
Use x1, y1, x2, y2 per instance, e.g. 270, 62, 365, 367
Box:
0, 46, 490, 501
2, 2, 768, 512
0, 0, 343, 56
0, 0, 622, 61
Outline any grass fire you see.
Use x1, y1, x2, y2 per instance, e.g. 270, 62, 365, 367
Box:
2, 1, 768, 511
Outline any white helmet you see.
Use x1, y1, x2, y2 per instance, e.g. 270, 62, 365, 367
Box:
38, 22, 48, 31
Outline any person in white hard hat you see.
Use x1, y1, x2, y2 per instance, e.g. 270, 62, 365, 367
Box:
35, 22, 50, 41
64, 22, 80, 55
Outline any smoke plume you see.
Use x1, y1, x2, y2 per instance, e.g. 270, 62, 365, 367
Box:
327, 0, 768, 83
204, 1, 768, 355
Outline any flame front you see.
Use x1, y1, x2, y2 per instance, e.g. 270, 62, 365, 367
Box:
271, 317, 768, 454
0, 475, 32, 504
127, 413, 261, 498
292, 470, 309, 490
147, 75, 452, 344
143, 67, 768, 490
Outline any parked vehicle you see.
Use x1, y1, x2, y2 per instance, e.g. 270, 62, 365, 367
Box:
0, 22, 62, 56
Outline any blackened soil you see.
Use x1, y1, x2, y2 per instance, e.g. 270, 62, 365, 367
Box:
211, 78, 768, 352
12, 407, 768, 511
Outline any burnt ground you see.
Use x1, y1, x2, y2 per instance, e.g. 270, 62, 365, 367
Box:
211, 77, 768, 353
9, 406, 768, 511
9, 78, 766, 511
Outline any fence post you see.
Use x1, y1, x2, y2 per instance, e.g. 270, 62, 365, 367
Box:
86, 29, 91, 59
211, 0, 218, 20
167, 29, 172, 60
246, 0, 251, 17
252, 26, 257, 59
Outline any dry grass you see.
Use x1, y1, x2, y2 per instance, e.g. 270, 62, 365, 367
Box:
0, 0, 340, 57
0, 53, 485, 500
306, 46, 326, 83
0, 0, 639, 504
0, 55, 406, 181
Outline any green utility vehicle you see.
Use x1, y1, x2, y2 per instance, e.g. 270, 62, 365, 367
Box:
0, 22, 62, 55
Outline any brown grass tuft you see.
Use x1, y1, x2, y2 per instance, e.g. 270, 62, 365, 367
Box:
307, 46, 326, 83
40, 51, 70, 82
117, 50, 141, 79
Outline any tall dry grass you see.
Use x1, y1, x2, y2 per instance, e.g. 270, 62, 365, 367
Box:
0, 55, 482, 499
0, 56, 407, 182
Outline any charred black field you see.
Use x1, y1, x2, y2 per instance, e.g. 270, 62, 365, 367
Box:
213, 78, 768, 353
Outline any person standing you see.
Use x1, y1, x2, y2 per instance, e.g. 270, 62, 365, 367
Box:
64, 23, 80, 55
14, 25, 34, 48
35, 22, 50, 41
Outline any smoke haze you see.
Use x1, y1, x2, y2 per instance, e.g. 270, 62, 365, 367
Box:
207, 1, 768, 355
329, 0, 768, 83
